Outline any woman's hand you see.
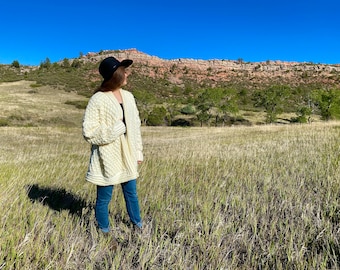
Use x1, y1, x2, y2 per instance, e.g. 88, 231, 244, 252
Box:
137, 160, 143, 165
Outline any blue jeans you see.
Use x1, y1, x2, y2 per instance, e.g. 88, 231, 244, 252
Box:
95, 179, 142, 233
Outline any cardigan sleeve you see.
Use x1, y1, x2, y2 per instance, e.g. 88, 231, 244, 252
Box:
82, 95, 126, 146
132, 96, 143, 161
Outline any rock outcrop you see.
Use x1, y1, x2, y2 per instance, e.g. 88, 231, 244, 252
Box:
80, 48, 340, 88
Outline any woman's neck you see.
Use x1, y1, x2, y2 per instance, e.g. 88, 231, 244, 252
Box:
112, 89, 123, 103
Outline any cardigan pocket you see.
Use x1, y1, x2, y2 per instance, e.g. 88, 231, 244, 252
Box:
121, 136, 137, 174
87, 144, 106, 179
98, 142, 124, 178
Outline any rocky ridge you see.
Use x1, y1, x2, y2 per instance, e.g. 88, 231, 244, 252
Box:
81, 48, 340, 88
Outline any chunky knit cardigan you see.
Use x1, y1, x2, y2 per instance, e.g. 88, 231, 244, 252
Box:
82, 90, 143, 186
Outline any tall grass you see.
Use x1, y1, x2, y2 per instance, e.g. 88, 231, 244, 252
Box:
1, 123, 340, 269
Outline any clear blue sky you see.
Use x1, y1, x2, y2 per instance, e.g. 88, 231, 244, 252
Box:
1, 0, 339, 66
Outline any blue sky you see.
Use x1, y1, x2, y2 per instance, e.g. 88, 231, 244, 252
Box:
1, 0, 339, 66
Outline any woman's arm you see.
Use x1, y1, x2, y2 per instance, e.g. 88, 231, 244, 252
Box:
82, 95, 126, 145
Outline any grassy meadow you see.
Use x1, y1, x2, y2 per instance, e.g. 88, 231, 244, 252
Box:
1, 81, 340, 269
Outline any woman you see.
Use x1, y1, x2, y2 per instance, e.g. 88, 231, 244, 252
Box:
82, 56, 143, 234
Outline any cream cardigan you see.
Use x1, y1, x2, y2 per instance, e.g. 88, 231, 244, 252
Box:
82, 90, 143, 186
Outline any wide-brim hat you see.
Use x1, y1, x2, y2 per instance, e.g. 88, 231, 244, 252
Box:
99, 57, 133, 81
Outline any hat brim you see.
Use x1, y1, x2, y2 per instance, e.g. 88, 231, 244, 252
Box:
120, 59, 133, 68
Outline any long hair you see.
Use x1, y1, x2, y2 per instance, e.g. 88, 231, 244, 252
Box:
95, 66, 126, 93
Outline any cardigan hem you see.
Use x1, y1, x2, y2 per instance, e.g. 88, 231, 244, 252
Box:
85, 171, 139, 186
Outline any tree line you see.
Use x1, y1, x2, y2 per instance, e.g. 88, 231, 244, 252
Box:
134, 85, 340, 126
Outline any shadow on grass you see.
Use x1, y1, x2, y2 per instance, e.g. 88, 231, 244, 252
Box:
26, 184, 89, 217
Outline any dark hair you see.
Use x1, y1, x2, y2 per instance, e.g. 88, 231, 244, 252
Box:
95, 66, 126, 93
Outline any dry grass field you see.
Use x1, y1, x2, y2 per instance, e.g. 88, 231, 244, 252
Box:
0, 81, 87, 127
1, 81, 340, 269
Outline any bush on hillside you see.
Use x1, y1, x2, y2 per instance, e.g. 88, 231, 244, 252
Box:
0, 118, 9, 126
180, 104, 196, 115
65, 100, 88, 109
312, 89, 340, 120
147, 106, 167, 126
11, 60, 20, 68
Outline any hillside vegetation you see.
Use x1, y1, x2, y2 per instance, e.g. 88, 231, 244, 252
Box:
1, 49, 340, 127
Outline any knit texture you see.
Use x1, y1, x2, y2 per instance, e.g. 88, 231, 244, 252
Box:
82, 90, 143, 186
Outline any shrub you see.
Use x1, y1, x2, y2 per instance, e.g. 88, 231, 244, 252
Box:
291, 116, 308, 123
291, 106, 312, 123
180, 104, 196, 115
0, 118, 9, 126
312, 89, 340, 120
71, 59, 82, 68
65, 100, 88, 109
40, 58, 51, 69
30, 83, 43, 88
62, 58, 70, 68
11, 60, 20, 68
147, 106, 167, 126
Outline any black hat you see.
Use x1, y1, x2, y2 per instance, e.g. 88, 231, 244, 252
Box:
99, 57, 133, 81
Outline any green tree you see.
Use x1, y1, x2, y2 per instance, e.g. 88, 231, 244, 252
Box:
166, 102, 181, 125
40, 57, 51, 69
290, 87, 314, 123
218, 88, 239, 126
71, 59, 81, 68
194, 87, 239, 126
52, 62, 60, 69
11, 60, 20, 68
194, 89, 216, 126
253, 85, 291, 123
292, 106, 312, 123
133, 90, 156, 125
196, 108, 210, 127
147, 106, 167, 126
62, 58, 70, 68
237, 58, 244, 64
312, 89, 340, 120
238, 88, 249, 105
